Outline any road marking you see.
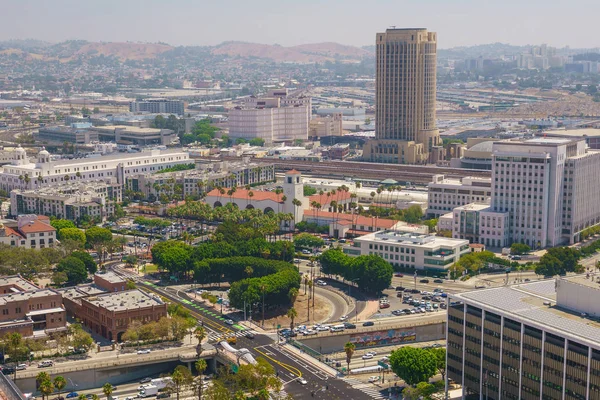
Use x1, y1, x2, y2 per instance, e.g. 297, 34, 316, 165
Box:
254, 346, 303, 378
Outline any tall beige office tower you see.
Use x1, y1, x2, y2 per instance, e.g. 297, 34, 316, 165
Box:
363, 28, 441, 164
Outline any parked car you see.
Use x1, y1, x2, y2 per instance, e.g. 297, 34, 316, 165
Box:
394, 273, 404, 277
379, 303, 390, 309
395, 286, 405, 291
368, 376, 380, 383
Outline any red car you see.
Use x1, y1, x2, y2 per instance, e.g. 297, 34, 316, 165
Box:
395, 273, 404, 277
379, 303, 390, 309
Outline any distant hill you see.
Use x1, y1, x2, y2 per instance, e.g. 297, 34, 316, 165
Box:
71, 42, 173, 60
211, 41, 372, 63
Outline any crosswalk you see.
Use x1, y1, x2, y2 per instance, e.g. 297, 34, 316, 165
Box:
341, 377, 386, 399
208, 329, 256, 342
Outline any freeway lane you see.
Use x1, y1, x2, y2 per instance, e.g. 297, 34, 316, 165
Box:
112, 265, 380, 399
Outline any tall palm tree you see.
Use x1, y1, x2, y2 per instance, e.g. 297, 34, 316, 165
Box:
195, 359, 207, 400
39, 380, 54, 400
54, 376, 67, 399
261, 283, 267, 328
307, 280, 313, 322
103, 383, 113, 400
194, 326, 206, 354
344, 342, 356, 374
286, 307, 298, 330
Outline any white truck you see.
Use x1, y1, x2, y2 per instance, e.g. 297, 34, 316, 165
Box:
151, 378, 172, 390
138, 385, 159, 398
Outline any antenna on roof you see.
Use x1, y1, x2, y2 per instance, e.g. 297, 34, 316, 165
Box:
390, 25, 396, 29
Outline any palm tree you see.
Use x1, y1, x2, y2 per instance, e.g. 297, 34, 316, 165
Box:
194, 326, 206, 354
91, 395, 99, 400
171, 369, 185, 400
54, 376, 67, 399
39, 379, 54, 400
75, 171, 81, 179
261, 283, 268, 328
195, 359, 208, 400
286, 307, 298, 330
64, 175, 70, 182
307, 280, 313, 321
248, 190, 254, 207
344, 342, 356, 374
78, 395, 87, 400
103, 383, 113, 400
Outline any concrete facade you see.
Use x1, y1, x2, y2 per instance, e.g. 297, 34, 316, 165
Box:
129, 99, 184, 116
347, 229, 470, 272
427, 174, 492, 218
10, 180, 122, 221
448, 279, 600, 400
365, 28, 440, 164
228, 89, 311, 145
0, 147, 190, 192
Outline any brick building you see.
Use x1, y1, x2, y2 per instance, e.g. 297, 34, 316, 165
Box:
0, 275, 66, 337
93, 272, 127, 293
78, 289, 167, 342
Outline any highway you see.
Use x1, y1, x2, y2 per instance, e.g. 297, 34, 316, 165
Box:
112, 265, 384, 399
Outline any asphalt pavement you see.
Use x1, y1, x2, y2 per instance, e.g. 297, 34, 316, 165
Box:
112, 265, 383, 399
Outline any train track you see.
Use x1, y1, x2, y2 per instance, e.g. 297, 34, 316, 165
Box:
220, 157, 490, 184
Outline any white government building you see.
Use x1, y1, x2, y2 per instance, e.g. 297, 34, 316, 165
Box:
439, 138, 600, 248
346, 229, 470, 273
0, 146, 191, 192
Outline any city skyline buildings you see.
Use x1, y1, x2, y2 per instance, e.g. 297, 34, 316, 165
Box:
363, 28, 441, 164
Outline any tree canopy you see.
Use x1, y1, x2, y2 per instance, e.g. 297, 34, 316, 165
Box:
319, 249, 392, 294
56, 256, 87, 284
293, 233, 325, 249
57, 227, 86, 244
389, 346, 437, 386
70, 251, 97, 274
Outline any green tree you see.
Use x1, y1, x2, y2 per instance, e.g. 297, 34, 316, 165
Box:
51, 271, 68, 287
38, 378, 54, 400
389, 346, 437, 386
171, 365, 193, 400
58, 227, 86, 245
403, 205, 424, 223
510, 243, 531, 255
286, 307, 298, 330
70, 251, 97, 274
352, 254, 393, 293
430, 347, 446, 382
56, 256, 87, 284
344, 342, 356, 374
53, 376, 67, 399
195, 359, 208, 400
293, 232, 325, 249
319, 248, 349, 276
85, 227, 113, 264
50, 219, 76, 232
126, 280, 136, 290
194, 326, 206, 354
102, 383, 113, 400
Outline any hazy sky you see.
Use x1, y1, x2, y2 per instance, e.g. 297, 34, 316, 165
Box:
2, 0, 598, 49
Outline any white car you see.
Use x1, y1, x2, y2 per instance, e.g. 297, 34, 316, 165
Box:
366, 351, 377, 356
137, 349, 151, 354
362, 354, 374, 360
339, 315, 348, 321
225, 319, 234, 325
368, 376, 380, 383
316, 280, 327, 286
316, 326, 329, 332
16, 364, 26, 370
297, 377, 308, 385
